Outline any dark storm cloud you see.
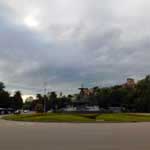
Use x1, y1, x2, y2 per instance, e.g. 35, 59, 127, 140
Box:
0, 0, 150, 96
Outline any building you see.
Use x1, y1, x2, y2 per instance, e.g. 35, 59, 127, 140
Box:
78, 85, 98, 97
78, 87, 94, 96
122, 78, 136, 88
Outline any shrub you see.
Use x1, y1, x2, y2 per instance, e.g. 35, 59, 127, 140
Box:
35, 103, 44, 113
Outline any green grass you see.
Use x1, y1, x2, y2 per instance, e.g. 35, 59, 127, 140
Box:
96, 113, 150, 122
3, 113, 150, 123
3, 113, 95, 123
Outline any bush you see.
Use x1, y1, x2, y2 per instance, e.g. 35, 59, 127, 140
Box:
35, 103, 44, 113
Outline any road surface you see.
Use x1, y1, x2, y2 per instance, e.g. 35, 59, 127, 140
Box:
0, 117, 150, 150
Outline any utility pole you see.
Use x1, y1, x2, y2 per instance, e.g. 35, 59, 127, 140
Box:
43, 82, 47, 113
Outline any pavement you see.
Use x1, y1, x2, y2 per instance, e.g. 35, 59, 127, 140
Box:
0, 117, 150, 150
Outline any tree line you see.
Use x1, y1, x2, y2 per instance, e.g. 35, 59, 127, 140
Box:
23, 75, 150, 113
1, 75, 150, 112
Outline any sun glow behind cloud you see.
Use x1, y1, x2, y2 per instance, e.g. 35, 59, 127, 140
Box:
24, 15, 39, 28
23, 8, 41, 30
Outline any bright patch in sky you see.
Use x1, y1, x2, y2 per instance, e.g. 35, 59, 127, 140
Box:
24, 15, 39, 28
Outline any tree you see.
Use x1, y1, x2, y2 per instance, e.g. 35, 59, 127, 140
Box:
13, 91, 23, 109
48, 92, 57, 112
25, 96, 34, 102
23, 101, 33, 110
36, 94, 43, 102
43, 95, 48, 112
133, 75, 150, 112
0, 90, 10, 108
0, 82, 5, 91
57, 96, 71, 109
97, 88, 111, 109
35, 103, 44, 113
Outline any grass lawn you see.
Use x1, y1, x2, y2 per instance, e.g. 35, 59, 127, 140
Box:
96, 113, 150, 122
3, 113, 150, 123
2, 113, 95, 123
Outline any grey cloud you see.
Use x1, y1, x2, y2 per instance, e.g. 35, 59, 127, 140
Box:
0, 0, 150, 96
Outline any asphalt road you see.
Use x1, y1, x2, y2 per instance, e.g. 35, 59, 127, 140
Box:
0, 118, 150, 150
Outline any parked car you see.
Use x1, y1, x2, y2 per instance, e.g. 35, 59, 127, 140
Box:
0, 108, 8, 115
23, 110, 30, 113
14, 110, 21, 115
7, 108, 15, 114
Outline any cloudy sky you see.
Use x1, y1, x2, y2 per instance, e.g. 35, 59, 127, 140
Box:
0, 0, 150, 97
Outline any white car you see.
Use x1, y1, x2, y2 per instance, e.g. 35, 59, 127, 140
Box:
23, 110, 29, 113
14, 110, 21, 114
